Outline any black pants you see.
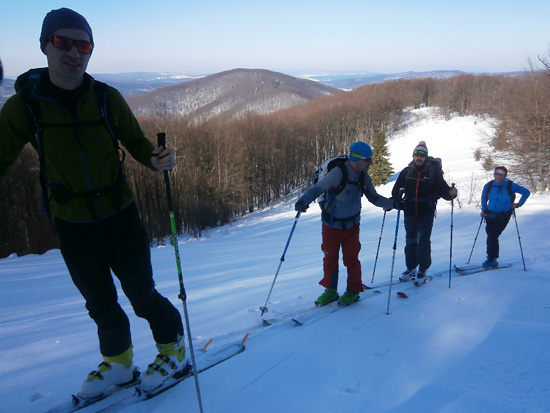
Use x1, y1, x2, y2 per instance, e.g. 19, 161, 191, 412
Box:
485, 210, 512, 261
56, 202, 184, 357
404, 212, 434, 271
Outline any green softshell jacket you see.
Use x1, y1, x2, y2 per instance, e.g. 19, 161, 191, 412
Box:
0, 69, 155, 222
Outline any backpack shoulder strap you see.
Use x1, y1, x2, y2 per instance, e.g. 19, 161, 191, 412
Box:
327, 157, 349, 196
486, 179, 494, 194
428, 156, 442, 185
19, 90, 51, 215
92, 81, 126, 165
506, 179, 515, 201
93, 81, 118, 144
19, 89, 42, 150
485, 179, 515, 202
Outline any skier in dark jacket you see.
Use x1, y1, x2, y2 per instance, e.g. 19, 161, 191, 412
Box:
295, 141, 395, 306
480, 166, 530, 268
391, 141, 457, 285
0, 8, 184, 398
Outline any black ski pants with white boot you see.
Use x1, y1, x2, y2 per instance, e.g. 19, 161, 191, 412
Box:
56, 202, 184, 357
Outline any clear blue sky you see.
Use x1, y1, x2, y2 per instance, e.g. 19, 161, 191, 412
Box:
1, 0, 549, 77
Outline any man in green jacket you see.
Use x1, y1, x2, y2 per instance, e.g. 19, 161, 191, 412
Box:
0, 8, 184, 398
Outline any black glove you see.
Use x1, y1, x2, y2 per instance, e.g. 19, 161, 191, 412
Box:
515, 202, 522, 208
295, 200, 309, 213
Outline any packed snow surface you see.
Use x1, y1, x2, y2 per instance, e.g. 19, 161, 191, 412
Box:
1, 108, 549, 412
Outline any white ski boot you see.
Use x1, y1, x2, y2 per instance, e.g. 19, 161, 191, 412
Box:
140, 335, 186, 392
399, 268, 416, 282
79, 347, 135, 399
414, 269, 428, 286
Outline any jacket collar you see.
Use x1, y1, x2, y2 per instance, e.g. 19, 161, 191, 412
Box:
15, 67, 94, 101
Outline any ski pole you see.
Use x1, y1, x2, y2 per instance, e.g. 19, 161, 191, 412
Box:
467, 216, 484, 264
157, 133, 204, 413
386, 189, 403, 315
513, 209, 527, 271
260, 211, 301, 315
449, 183, 455, 289
371, 211, 387, 284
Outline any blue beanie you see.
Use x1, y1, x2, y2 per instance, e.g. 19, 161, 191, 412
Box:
349, 141, 373, 161
40, 8, 93, 52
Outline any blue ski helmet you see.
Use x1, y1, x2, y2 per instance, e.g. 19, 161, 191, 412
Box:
349, 141, 373, 161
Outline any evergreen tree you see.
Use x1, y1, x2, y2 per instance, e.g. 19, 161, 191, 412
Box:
370, 131, 394, 186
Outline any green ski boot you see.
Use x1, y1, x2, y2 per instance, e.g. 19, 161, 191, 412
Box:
315, 289, 339, 306
338, 290, 359, 306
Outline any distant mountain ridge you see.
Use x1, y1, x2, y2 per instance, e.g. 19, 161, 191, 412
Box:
302, 70, 467, 89
92, 72, 202, 98
126, 68, 340, 121
96, 69, 472, 96
0, 68, 523, 109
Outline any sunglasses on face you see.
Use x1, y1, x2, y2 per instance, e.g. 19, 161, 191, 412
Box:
350, 151, 372, 161
48, 35, 94, 54
494, 172, 507, 178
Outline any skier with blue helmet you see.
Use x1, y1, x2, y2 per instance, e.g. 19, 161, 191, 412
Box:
295, 141, 395, 306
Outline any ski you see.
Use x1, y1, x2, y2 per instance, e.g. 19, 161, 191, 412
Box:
396, 273, 442, 298
262, 275, 417, 327
455, 263, 512, 276
47, 336, 246, 413
264, 288, 385, 327
363, 277, 412, 290
262, 299, 342, 327
94, 335, 247, 412
291, 298, 355, 326
453, 264, 483, 272
136, 334, 247, 400
291, 302, 340, 326
45, 368, 142, 413
291, 289, 384, 326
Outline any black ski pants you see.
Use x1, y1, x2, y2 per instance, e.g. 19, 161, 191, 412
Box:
403, 211, 434, 272
485, 210, 512, 261
55, 202, 183, 357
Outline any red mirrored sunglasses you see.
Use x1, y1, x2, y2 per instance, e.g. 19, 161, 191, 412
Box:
48, 35, 94, 54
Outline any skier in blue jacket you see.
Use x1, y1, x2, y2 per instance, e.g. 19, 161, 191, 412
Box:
481, 166, 530, 268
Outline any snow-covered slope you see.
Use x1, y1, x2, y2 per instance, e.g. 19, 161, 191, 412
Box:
1, 108, 549, 412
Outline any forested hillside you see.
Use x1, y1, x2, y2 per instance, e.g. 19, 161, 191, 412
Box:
126, 68, 340, 120
1, 62, 548, 258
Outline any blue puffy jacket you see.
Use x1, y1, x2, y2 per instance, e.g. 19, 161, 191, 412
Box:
481, 180, 530, 213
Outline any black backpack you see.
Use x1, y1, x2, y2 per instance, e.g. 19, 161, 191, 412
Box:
485, 179, 515, 204
406, 156, 442, 182
19, 78, 123, 218
405, 156, 443, 203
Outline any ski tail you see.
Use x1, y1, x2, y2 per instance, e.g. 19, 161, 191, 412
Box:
455, 263, 512, 275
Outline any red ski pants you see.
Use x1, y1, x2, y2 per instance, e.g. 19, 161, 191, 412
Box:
320, 223, 363, 294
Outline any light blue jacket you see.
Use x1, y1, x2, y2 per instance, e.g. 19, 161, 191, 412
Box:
299, 161, 393, 229
481, 179, 530, 213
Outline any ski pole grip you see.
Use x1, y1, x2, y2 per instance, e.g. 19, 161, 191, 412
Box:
157, 132, 166, 148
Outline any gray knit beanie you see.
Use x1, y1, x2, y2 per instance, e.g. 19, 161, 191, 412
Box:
40, 8, 93, 52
